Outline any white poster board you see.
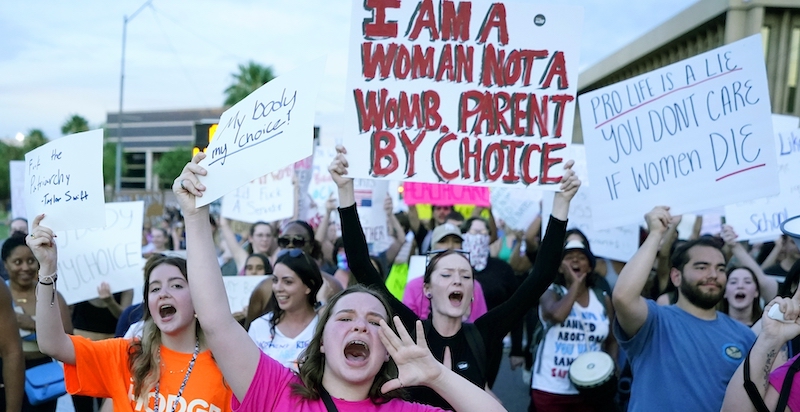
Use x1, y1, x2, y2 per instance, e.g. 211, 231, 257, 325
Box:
343, 2, 583, 188
223, 275, 267, 313
354, 179, 390, 253
197, 59, 325, 206
490, 188, 542, 231
579, 35, 779, 229
306, 145, 340, 229
55, 201, 144, 304
24, 129, 105, 232
10, 160, 26, 220
221, 166, 295, 223
725, 126, 800, 241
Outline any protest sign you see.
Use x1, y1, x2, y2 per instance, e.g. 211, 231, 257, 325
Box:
295, 154, 315, 221
307, 145, 340, 228
197, 59, 325, 207
403, 182, 490, 206
55, 201, 144, 305
490, 188, 542, 231
223, 275, 267, 314
24, 129, 105, 232
542, 191, 639, 262
579, 34, 779, 229
221, 166, 295, 223
10, 161, 26, 220
407, 255, 427, 281
343, 1, 583, 188
725, 126, 800, 241
354, 179, 391, 253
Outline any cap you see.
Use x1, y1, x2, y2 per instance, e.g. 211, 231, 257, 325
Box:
431, 223, 463, 246
563, 240, 596, 269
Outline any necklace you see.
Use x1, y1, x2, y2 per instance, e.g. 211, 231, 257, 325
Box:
153, 339, 199, 412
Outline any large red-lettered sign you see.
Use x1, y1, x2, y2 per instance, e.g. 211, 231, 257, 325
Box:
343, 0, 583, 188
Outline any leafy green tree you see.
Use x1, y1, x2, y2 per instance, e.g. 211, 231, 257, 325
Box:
0, 130, 47, 205
224, 61, 275, 106
153, 147, 192, 188
61, 114, 90, 135
23, 129, 48, 153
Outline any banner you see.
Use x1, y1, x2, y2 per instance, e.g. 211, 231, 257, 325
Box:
55, 201, 144, 304
403, 182, 490, 206
579, 34, 779, 229
10, 161, 26, 220
24, 129, 105, 232
197, 58, 325, 207
223, 275, 268, 313
221, 166, 295, 223
343, 1, 583, 188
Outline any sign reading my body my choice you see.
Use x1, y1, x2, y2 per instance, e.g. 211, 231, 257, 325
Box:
579, 34, 779, 230
24, 129, 105, 232
344, 1, 583, 188
196, 59, 325, 207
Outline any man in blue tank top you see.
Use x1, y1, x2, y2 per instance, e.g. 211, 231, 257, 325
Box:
613, 206, 756, 412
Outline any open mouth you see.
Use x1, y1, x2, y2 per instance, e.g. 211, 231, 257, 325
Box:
344, 340, 370, 362
734, 292, 747, 301
449, 291, 464, 307
159, 304, 176, 318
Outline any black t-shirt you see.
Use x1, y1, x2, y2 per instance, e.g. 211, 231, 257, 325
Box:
765, 263, 789, 278
474, 258, 517, 311
72, 293, 124, 333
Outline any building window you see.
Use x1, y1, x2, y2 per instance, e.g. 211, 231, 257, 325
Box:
787, 27, 800, 113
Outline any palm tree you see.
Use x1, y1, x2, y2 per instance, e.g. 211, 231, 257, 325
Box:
61, 114, 89, 135
224, 61, 276, 107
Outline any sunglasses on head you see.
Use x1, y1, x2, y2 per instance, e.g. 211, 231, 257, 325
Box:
277, 248, 305, 259
425, 249, 470, 267
278, 236, 307, 249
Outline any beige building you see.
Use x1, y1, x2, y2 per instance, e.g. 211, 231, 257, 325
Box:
575, 0, 800, 142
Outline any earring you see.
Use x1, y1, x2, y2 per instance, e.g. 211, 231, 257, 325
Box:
426, 293, 432, 299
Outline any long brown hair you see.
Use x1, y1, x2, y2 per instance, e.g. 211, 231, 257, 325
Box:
291, 285, 403, 403
127, 254, 203, 399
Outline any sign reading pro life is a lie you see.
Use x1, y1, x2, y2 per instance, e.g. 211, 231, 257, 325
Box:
579, 34, 779, 230
343, 1, 583, 189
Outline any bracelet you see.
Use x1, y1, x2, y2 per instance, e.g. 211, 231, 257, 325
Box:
36, 272, 58, 307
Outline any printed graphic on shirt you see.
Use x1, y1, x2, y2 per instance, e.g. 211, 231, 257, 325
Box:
549, 309, 608, 379
127, 382, 224, 412
722, 343, 745, 363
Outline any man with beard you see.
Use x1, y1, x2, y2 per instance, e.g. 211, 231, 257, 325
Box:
613, 206, 755, 412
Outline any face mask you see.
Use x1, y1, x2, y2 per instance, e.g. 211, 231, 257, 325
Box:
336, 251, 349, 271
462, 233, 490, 271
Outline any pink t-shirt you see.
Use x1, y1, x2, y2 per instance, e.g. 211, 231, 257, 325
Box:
233, 352, 445, 412
401, 277, 488, 322
769, 354, 800, 411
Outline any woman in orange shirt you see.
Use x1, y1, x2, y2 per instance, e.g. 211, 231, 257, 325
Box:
28, 218, 232, 412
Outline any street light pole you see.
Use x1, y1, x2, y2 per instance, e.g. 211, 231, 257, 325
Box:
115, 0, 153, 194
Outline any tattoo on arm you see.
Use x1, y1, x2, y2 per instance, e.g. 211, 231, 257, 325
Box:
763, 349, 778, 391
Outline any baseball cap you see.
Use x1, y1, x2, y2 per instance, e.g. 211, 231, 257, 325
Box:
431, 223, 463, 246
563, 239, 596, 269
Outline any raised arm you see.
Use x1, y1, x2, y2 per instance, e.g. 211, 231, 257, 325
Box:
174, 153, 261, 401
383, 196, 407, 265
475, 161, 577, 336
0, 281, 24, 412
613, 206, 674, 338
29, 214, 76, 364
721, 224, 778, 302
96, 284, 133, 318
654, 216, 680, 297
219, 217, 249, 272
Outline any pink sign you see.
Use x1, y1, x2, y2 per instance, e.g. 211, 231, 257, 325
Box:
403, 183, 490, 206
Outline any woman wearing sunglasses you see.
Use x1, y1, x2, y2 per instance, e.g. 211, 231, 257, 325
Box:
329, 145, 578, 409
173, 153, 505, 412
247, 248, 322, 371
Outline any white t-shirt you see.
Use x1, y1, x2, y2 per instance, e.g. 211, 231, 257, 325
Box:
248, 312, 318, 372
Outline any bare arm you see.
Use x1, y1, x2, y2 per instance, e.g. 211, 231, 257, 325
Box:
539, 287, 579, 324
722, 225, 779, 302
219, 217, 249, 272
383, 197, 406, 264
176, 153, 261, 400
0, 282, 24, 412
97, 284, 133, 318
244, 279, 272, 330
28, 215, 76, 364
508, 233, 533, 273
612, 207, 673, 338
655, 217, 680, 297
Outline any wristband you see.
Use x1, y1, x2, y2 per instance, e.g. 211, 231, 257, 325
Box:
36, 272, 58, 307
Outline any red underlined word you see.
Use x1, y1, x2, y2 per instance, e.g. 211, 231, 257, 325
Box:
715, 163, 765, 181
595, 68, 743, 129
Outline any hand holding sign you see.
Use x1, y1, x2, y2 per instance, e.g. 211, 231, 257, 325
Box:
26, 214, 58, 272
328, 145, 354, 189
173, 153, 209, 216
644, 206, 674, 237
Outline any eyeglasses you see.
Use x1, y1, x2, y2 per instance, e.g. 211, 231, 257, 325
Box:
278, 236, 307, 248
425, 249, 470, 267
277, 248, 304, 259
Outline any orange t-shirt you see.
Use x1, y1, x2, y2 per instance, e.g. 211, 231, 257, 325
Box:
65, 335, 232, 412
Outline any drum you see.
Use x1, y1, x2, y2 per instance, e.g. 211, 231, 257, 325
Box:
569, 351, 617, 409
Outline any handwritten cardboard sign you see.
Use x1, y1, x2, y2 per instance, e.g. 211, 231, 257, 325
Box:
305, 145, 340, 228
725, 116, 800, 241
490, 188, 542, 231
579, 34, 779, 229
343, 1, 583, 188
55, 201, 144, 304
24, 129, 105, 232
223, 275, 268, 313
10, 160, 26, 220
196, 59, 325, 207
221, 166, 295, 223
403, 182, 490, 206
354, 179, 391, 253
